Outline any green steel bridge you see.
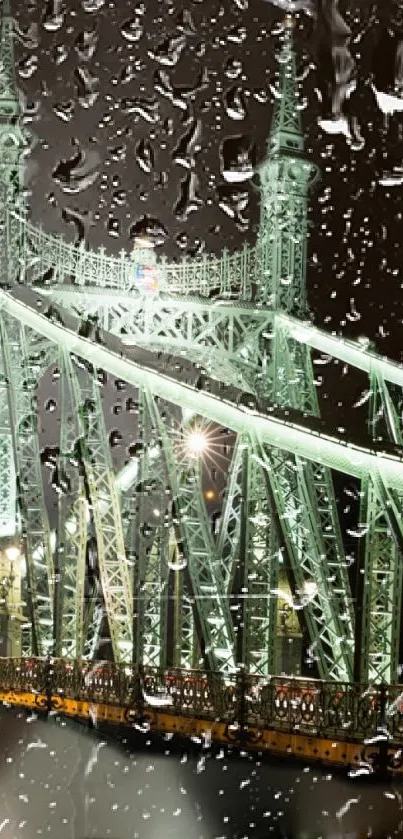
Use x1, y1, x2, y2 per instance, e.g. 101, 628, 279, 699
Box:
0, 2, 403, 773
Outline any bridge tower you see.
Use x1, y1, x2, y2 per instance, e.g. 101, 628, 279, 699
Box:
0, 0, 29, 540
0, 0, 52, 657
233, 15, 355, 681
254, 15, 401, 686
256, 15, 318, 316
0, 0, 30, 274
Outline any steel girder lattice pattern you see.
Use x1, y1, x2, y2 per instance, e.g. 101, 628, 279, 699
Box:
54, 349, 88, 659
0, 313, 54, 657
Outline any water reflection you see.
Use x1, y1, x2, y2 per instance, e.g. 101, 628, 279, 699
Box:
0, 706, 401, 838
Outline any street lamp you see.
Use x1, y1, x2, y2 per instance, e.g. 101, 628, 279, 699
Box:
0, 546, 19, 607
0, 544, 25, 657
5, 546, 20, 563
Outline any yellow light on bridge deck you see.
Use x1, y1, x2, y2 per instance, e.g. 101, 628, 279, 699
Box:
204, 489, 216, 501
1, 545, 20, 562
5, 546, 20, 562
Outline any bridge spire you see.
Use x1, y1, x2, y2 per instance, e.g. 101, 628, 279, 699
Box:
268, 15, 304, 156
256, 15, 319, 315
0, 0, 30, 207
0, 0, 20, 119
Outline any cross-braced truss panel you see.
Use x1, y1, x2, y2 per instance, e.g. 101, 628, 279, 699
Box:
63, 352, 133, 663
0, 313, 53, 656
54, 349, 88, 659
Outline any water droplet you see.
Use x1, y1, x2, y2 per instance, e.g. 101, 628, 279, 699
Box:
107, 217, 120, 238
226, 25, 247, 45
173, 119, 202, 168
220, 135, 254, 182
52, 43, 69, 65
75, 27, 99, 61
52, 140, 100, 194
53, 100, 75, 123
175, 171, 203, 220
224, 85, 246, 121
42, 0, 65, 32
75, 67, 99, 109
129, 216, 167, 246
148, 35, 187, 67
122, 96, 159, 124
82, 0, 105, 11
18, 54, 38, 79
121, 17, 143, 43
135, 138, 154, 173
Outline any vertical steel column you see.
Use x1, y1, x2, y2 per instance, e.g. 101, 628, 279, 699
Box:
233, 440, 278, 675
54, 349, 87, 658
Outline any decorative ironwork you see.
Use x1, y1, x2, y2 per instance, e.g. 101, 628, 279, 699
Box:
21, 215, 256, 301
0, 656, 402, 750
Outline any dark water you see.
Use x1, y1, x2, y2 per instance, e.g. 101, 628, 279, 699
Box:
0, 706, 402, 838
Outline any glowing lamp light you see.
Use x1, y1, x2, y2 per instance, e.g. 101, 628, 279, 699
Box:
5, 546, 20, 562
302, 580, 318, 598
184, 428, 209, 458
204, 489, 216, 501
284, 14, 295, 29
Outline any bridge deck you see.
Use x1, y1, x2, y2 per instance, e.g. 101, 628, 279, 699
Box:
0, 658, 402, 776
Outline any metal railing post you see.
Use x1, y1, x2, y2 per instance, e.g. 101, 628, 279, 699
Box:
235, 668, 247, 745
374, 682, 390, 780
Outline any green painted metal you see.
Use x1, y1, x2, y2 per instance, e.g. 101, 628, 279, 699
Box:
54, 349, 87, 658
217, 437, 244, 592
270, 324, 354, 680
234, 440, 278, 675
66, 354, 133, 663
6, 289, 403, 486
0, 0, 29, 284
275, 314, 403, 388
134, 529, 169, 670
356, 373, 403, 683
0, 314, 53, 656
0, 0, 30, 547
146, 391, 235, 672
256, 442, 352, 681
0, 318, 16, 538
256, 19, 319, 313
130, 390, 169, 670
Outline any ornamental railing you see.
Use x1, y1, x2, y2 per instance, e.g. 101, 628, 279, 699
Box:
0, 657, 403, 744
19, 215, 257, 299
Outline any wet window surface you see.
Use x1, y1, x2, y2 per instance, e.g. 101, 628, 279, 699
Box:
0, 1, 403, 836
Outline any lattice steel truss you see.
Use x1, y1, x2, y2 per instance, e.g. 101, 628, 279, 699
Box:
0, 6, 401, 688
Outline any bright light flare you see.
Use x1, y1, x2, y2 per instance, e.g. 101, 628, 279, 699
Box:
172, 414, 234, 475
184, 428, 209, 458
5, 546, 20, 562
302, 580, 318, 601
